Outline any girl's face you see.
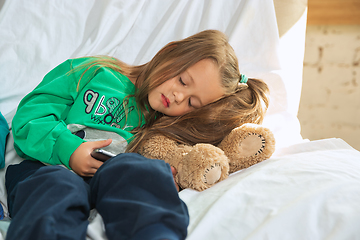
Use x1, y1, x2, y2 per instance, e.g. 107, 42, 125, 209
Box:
148, 59, 225, 116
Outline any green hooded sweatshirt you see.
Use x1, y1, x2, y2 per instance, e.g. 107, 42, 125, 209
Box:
12, 57, 145, 169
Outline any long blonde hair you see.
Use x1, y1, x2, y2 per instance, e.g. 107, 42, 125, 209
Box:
75, 30, 269, 152
128, 77, 269, 152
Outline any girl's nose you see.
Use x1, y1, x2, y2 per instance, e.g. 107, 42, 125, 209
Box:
174, 91, 185, 104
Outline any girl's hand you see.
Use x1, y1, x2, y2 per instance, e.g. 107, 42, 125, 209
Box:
171, 166, 180, 192
69, 139, 112, 177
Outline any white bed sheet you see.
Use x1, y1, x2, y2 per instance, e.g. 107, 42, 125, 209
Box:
84, 138, 360, 240
2, 135, 360, 240
1, 0, 359, 239
181, 138, 360, 239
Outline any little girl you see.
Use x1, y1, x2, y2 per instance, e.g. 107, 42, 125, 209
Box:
6, 30, 269, 240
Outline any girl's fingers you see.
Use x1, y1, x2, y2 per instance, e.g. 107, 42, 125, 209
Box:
171, 166, 177, 176
91, 139, 113, 149
91, 158, 104, 170
170, 166, 179, 192
81, 159, 103, 177
70, 140, 110, 177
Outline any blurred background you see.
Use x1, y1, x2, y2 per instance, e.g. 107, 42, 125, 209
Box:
298, 0, 360, 150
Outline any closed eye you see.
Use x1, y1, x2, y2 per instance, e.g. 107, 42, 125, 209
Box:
179, 77, 186, 86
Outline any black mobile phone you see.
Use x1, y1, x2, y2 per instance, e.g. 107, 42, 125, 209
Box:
91, 149, 116, 162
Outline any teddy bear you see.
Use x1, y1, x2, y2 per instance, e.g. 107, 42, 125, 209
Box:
68, 123, 275, 191
138, 123, 276, 191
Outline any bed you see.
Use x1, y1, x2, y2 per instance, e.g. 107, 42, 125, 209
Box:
1, 0, 360, 239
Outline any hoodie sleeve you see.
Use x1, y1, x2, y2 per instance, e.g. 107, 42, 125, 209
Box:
0, 112, 9, 169
12, 58, 93, 169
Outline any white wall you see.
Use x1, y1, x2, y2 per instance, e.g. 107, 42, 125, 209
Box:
298, 25, 360, 150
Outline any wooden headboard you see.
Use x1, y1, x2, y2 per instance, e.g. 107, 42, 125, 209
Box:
307, 0, 360, 25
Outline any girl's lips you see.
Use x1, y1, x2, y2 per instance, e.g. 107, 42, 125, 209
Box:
161, 94, 170, 108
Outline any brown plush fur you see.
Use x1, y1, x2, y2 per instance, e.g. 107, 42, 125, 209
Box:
219, 123, 275, 173
139, 123, 275, 191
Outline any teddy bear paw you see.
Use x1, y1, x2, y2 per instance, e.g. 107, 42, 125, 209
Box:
237, 132, 266, 158
202, 163, 222, 185
177, 144, 230, 191
218, 123, 275, 173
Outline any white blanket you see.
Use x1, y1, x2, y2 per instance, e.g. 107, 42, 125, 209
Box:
84, 138, 360, 240
182, 138, 360, 239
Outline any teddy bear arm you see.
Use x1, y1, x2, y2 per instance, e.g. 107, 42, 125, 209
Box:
176, 144, 229, 191
218, 123, 275, 173
139, 135, 193, 170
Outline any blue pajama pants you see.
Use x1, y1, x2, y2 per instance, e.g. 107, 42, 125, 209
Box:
5, 153, 189, 240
